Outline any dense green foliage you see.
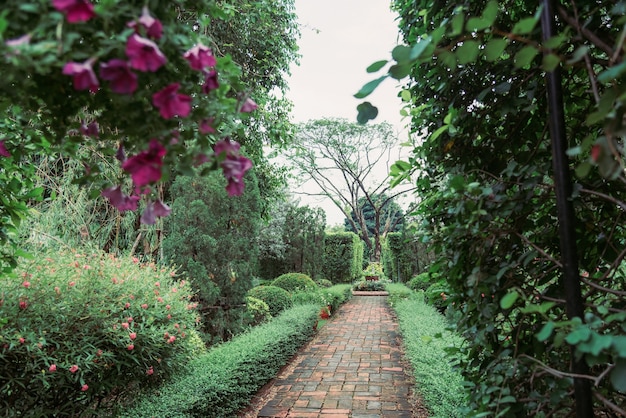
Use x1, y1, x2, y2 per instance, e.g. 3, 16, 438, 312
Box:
120, 304, 320, 418
0, 249, 202, 416
272, 272, 318, 292
163, 171, 261, 344
246, 285, 293, 317
343, 194, 404, 252
393, 294, 466, 417
358, 0, 626, 414
258, 202, 326, 280
322, 232, 364, 283
382, 231, 422, 282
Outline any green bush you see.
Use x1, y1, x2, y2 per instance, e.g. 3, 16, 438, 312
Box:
393, 296, 466, 417
425, 281, 450, 312
246, 285, 292, 316
352, 277, 390, 291
385, 283, 413, 307
0, 249, 202, 416
272, 273, 317, 292
291, 284, 353, 315
243, 296, 271, 327
407, 272, 433, 292
314, 278, 333, 288
120, 304, 320, 418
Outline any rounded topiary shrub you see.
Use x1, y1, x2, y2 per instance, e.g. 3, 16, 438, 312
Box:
315, 278, 333, 288
246, 285, 292, 317
272, 273, 317, 292
244, 296, 271, 327
0, 249, 202, 417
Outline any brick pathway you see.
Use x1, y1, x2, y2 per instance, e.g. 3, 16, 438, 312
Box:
254, 295, 415, 418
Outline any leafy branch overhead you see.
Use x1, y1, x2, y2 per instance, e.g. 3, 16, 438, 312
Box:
359, 0, 626, 415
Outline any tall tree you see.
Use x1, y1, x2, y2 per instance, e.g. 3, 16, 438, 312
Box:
163, 169, 261, 344
344, 193, 404, 237
287, 118, 414, 262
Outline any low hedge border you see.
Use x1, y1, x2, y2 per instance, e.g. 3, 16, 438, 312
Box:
392, 294, 467, 418
120, 303, 320, 418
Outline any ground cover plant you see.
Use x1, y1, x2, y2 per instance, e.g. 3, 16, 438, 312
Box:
120, 303, 320, 418
0, 248, 202, 416
392, 293, 466, 418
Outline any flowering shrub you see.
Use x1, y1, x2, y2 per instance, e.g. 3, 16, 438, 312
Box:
353, 277, 391, 291
362, 261, 385, 278
0, 249, 202, 416
1, 0, 255, 223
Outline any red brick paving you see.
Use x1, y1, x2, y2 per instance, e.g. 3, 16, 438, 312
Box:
255, 295, 415, 418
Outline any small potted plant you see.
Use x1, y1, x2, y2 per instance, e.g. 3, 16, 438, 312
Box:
362, 262, 384, 282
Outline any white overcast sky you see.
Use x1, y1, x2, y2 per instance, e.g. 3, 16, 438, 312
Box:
284, 0, 407, 226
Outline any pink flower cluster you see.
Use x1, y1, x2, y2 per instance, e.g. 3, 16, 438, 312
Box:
50, 0, 255, 220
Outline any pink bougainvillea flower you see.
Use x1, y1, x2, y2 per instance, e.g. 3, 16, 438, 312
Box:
121, 322, 129, 329
101, 186, 140, 211
213, 139, 253, 196
115, 144, 126, 162
52, 0, 96, 23
22, 281, 30, 288
221, 156, 253, 196
125, 34, 166, 72
183, 44, 217, 71
202, 70, 219, 93
127, 6, 163, 40
199, 118, 216, 134
49, 364, 57, 372
239, 97, 257, 113
146, 366, 154, 376
81, 384, 89, 391
69, 365, 79, 373
80, 121, 99, 138
122, 140, 166, 187
19, 301, 27, 309
141, 199, 171, 225
99, 59, 138, 94
152, 83, 192, 119
127, 344, 134, 350
62, 59, 99, 92
129, 332, 137, 340
18, 337, 25, 344
5, 34, 31, 48
0, 141, 10, 158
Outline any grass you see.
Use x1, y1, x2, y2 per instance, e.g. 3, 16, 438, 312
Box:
392, 291, 467, 418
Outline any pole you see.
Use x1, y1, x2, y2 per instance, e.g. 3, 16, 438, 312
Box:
540, 1, 593, 416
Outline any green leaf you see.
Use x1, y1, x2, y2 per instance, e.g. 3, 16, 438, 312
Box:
612, 336, 626, 357
392, 45, 411, 63
389, 63, 412, 80
597, 61, 626, 84
566, 45, 589, 64
409, 38, 432, 61
537, 322, 555, 342
438, 50, 457, 69
514, 46, 539, 68
512, 16, 538, 35
500, 291, 519, 309
456, 40, 480, 64
430, 125, 449, 141
466, 0, 498, 31
575, 161, 592, 178
610, 360, 626, 392
366, 60, 388, 73
450, 12, 465, 37
356, 102, 379, 124
354, 76, 388, 99
449, 175, 466, 192
400, 90, 412, 102
541, 54, 561, 72
484, 38, 508, 61
565, 326, 592, 345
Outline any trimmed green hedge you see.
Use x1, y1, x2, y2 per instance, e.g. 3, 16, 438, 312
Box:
393, 295, 466, 418
272, 273, 317, 292
120, 304, 320, 418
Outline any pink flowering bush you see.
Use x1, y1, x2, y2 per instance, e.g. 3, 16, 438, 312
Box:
0, 249, 204, 416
